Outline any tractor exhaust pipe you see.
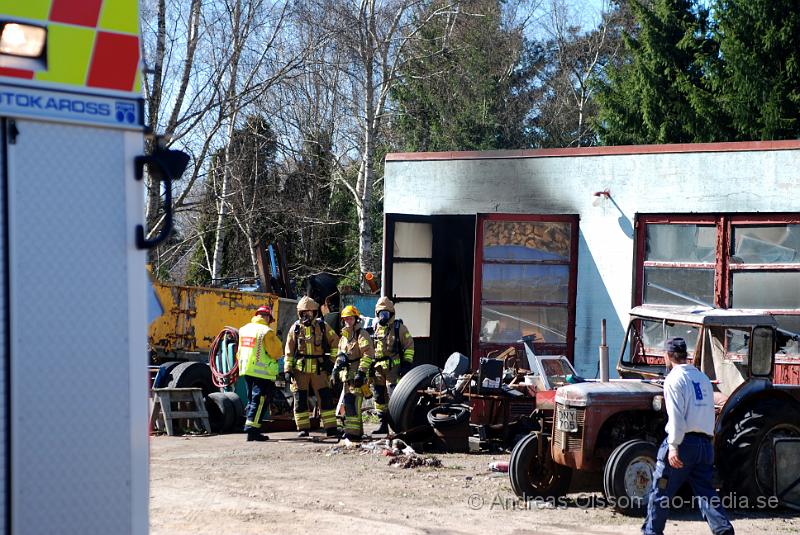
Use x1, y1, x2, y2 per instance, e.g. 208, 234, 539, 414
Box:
599, 318, 609, 382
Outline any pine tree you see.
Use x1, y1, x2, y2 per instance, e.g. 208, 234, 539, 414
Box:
714, 0, 800, 140
594, 0, 728, 144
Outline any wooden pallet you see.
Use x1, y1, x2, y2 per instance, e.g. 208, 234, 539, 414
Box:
150, 387, 210, 436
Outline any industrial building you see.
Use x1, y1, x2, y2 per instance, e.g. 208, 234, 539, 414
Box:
382, 141, 800, 382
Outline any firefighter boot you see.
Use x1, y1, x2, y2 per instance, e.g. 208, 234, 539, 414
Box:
246, 428, 269, 442
372, 412, 390, 435
326, 427, 339, 438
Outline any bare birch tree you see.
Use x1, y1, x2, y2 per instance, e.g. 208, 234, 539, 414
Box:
531, 0, 624, 147
141, 0, 314, 280
299, 0, 457, 283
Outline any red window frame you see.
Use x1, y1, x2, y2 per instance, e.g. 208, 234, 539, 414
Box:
472, 213, 579, 366
634, 214, 721, 307
635, 213, 800, 306
635, 214, 800, 364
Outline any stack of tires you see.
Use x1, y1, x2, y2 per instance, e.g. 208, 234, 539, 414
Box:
153, 361, 244, 434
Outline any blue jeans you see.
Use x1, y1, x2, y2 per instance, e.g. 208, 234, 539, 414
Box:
642, 435, 734, 535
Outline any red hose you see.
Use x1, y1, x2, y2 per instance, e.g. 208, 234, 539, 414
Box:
209, 326, 239, 388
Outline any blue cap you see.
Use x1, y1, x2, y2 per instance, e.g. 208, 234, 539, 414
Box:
665, 337, 687, 354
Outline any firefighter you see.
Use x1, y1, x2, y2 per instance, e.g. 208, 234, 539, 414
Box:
237, 305, 283, 442
284, 296, 340, 437
334, 305, 374, 441
366, 296, 414, 435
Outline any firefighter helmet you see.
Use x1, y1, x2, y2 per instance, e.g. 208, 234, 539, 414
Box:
340, 305, 360, 319
297, 296, 320, 313
375, 296, 395, 315
256, 305, 273, 318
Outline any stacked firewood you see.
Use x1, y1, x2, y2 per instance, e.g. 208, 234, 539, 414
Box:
483, 221, 570, 258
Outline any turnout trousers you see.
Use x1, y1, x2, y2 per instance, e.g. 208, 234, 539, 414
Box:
371, 364, 399, 414
290, 371, 337, 431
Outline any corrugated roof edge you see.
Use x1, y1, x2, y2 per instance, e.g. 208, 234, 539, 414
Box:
385, 139, 800, 162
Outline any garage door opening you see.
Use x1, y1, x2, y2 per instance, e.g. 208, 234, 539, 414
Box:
384, 214, 475, 366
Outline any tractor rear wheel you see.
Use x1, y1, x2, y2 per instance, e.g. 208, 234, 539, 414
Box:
718, 397, 800, 505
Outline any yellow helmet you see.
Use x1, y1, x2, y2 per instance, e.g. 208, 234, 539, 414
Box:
340, 305, 360, 319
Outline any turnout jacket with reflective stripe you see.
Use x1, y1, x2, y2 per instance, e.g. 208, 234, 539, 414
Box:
284, 319, 339, 373
364, 320, 414, 369
337, 327, 374, 379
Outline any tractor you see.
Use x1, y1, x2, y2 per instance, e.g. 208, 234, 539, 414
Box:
508, 305, 800, 514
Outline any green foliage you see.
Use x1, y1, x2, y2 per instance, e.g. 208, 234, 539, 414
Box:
595, 0, 800, 144
392, 0, 541, 151
333, 145, 386, 291
184, 221, 214, 287
714, 0, 800, 140
595, 0, 727, 144
280, 129, 352, 282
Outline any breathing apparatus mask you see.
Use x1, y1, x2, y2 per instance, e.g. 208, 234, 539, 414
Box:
378, 310, 391, 326
300, 311, 315, 325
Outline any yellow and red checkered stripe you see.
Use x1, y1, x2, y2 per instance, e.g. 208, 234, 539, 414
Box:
0, 0, 140, 93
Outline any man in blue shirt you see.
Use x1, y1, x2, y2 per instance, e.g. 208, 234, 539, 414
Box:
642, 337, 734, 535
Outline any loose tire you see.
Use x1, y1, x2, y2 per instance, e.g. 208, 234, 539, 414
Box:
153, 361, 182, 388
718, 397, 800, 505
205, 392, 235, 433
168, 361, 215, 397
509, 432, 572, 499
223, 391, 244, 429
388, 364, 441, 433
427, 404, 470, 429
605, 440, 657, 516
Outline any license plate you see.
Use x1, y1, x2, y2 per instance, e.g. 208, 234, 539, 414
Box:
557, 408, 578, 432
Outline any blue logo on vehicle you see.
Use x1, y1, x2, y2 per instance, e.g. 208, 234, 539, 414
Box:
692, 381, 704, 400
115, 101, 136, 124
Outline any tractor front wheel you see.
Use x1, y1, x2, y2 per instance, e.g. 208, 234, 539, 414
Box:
604, 439, 657, 516
508, 432, 572, 499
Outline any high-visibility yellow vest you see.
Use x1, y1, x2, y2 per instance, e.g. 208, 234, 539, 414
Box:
237, 317, 281, 380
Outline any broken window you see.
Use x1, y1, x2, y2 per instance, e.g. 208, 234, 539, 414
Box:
646, 224, 716, 263
621, 318, 699, 367
731, 225, 800, 264
641, 223, 715, 306
636, 216, 800, 365
643, 267, 715, 306
724, 328, 750, 362
775, 316, 800, 356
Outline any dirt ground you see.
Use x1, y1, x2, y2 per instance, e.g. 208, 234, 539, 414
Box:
150, 424, 799, 535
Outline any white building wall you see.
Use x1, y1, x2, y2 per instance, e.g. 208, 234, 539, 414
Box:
384, 145, 800, 377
